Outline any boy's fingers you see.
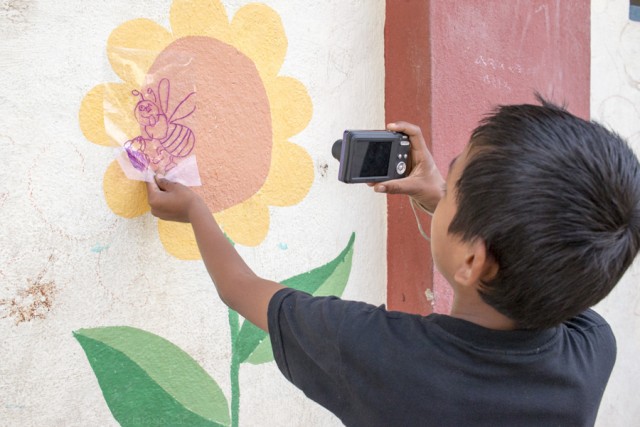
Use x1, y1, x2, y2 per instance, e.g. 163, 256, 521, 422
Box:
387, 121, 429, 157
387, 121, 423, 139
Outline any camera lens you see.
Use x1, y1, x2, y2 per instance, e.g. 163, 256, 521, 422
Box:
332, 140, 342, 161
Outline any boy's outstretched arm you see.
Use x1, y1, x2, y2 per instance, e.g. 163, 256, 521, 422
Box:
146, 177, 284, 332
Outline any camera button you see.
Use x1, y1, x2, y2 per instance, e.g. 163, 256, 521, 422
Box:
398, 154, 403, 159
397, 162, 407, 175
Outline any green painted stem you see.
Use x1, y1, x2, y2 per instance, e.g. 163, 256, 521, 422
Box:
228, 308, 240, 427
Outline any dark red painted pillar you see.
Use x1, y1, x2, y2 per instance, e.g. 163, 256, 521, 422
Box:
385, 0, 590, 314
385, 1, 435, 315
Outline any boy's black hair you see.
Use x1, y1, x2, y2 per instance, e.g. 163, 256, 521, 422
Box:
448, 96, 640, 329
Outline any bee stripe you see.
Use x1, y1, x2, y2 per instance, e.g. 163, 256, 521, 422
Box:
176, 130, 195, 156
161, 124, 194, 159
163, 125, 185, 151
162, 125, 179, 149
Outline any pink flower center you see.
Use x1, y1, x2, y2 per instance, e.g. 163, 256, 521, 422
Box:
146, 36, 272, 212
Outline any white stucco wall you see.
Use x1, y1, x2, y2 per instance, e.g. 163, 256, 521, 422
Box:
4, 1, 637, 425
592, 1, 640, 426
0, 1, 386, 425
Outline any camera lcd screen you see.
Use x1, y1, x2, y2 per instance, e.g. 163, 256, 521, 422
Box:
353, 140, 392, 177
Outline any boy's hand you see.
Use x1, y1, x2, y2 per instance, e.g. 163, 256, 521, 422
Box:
371, 121, 445, 213
146, 176, 204, 223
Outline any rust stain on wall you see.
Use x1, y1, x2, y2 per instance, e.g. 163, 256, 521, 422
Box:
0, 0, 34, 24
0, 256, 58, 325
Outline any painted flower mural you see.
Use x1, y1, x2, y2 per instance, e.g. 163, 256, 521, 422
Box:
76, 2, 356, 426
79, 0, 314, 257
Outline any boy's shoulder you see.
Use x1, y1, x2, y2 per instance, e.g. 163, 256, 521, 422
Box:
269, 290, 616, 425
561, 308, 616, 349
564, 308, 611, 329
270, 288, 614, 351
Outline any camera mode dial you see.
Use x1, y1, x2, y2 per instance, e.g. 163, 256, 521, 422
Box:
397, 162, 407, 175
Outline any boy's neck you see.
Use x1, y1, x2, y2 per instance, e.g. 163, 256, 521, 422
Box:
450, 292, 517, 331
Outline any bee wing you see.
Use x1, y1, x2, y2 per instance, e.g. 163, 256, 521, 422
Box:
169, 91, 196, 123
158, 78, 170, 115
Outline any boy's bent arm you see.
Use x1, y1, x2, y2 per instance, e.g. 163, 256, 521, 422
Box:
146, 177, 284, 332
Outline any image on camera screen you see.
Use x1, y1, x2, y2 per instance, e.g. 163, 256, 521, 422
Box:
354, 140, 392, 178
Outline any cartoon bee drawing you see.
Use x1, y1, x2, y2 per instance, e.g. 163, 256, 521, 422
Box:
124, 78, 196, 173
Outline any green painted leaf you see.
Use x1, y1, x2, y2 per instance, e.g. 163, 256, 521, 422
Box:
245, 241, 355, 365
243, 334, 275, 365
236, 233, 355, 365
310, 238, 354, 298
74, 326, 229, 427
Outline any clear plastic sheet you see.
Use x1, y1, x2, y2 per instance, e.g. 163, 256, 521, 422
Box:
104, 53, 201, 186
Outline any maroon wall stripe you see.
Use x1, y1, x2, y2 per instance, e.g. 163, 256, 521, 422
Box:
385, 0, 590, 315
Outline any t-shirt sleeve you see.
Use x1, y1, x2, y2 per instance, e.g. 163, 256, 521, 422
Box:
267, 288, 381, 416
567, 308, 617, 364
566, 309, 616, 352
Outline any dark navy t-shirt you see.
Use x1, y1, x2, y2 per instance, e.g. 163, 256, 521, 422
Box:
268, 288, 616, 427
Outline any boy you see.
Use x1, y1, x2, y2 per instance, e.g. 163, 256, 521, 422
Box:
146, 98, 640, 426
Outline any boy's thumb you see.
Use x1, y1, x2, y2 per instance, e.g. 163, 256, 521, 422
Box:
154, 175, 171, 191
374, 178, 420, 196
374, 179, 403, 194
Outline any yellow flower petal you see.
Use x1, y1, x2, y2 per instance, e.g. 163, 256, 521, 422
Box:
230, 4, 286, 80
170, 0, 233, 43
214, 197, 270, 247
260, 141, 314, 207
103, 161, 149, 218
80, 83, 140, 147
103, 83, 142, 144
79, 84, 114, 147
268, 76, 313, 140
107, 18, 174, 85
157, 220, 201, 260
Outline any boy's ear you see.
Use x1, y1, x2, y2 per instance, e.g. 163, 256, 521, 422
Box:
453, 239, 498, 287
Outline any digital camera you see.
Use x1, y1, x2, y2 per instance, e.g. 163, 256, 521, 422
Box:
332, 130, 411, 183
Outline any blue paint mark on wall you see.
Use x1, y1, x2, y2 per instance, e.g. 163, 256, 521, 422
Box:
277, 242, 288, 250
91, 244, 110, 253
